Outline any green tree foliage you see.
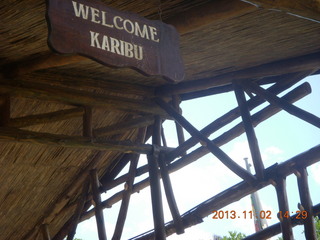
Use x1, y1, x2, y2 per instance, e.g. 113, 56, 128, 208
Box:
221, 231, 246, 240
315, 216, 320, 239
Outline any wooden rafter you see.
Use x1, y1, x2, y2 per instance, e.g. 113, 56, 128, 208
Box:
241, 0, 320, 23
233, 81, 265, 179
8, 108, 84, 128
129, 144, 320, 240
0, 94, 10, 126
245, 81, 320, 128
156, 98, 256, 184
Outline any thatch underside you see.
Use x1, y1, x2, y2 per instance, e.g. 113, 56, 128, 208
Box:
0, 0, 319, 239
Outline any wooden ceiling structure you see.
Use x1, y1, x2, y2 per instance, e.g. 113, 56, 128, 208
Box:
0, 0, 320, 240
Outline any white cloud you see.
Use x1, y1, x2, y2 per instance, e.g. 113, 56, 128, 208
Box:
168, 225, 213, 240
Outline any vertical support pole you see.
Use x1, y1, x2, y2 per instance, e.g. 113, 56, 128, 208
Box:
158, 152, 184, 234
67, 177, 90, 240
83, 106, 93, 137
172, 95, 186, 154
275, 177, 293, 240
42, 224, 51, 240
234, 81, 264, 180
90, 169, 107, 240
148, 116, 166, 240
297, 168, 317, 240
0, 94, 10, 126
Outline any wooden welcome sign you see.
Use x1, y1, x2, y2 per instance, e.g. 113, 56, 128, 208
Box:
46, 0, 185, 82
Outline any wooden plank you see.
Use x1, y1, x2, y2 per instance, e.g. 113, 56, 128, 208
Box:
158, 153, 184, 234
0, 94, 10, 126
156, 98, 256, 184
8, 108, 84, 128
90, 169, 108, 240
128, 145, 320, 240
67, 177, 90, 240
112, 154, 139, 240
0, 78, 167, 116
0, 127, 158, 154
148, 116, 166, 240
245, 81, 320, 128
275, 177, 293, 240
80, 84, 311, 222
296, 168, 317, 240
156, 53, 320, 96
241, 0, 320, 23
233, 81, 264, 179
167, 75, 311, 161
93, 115, 154, 137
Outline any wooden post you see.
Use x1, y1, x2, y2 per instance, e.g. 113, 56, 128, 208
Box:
156, 98, 256, 184
296, 168, 317, 240
245, 81, 320, 129
0, 94, 10, 126
148, 116, 166, 240
233, 81, 264, 179
158, 153, 184, 234
67, 178, 90, 240
172, 95, 185, 152
90, 169, 108, 240
275, 177, 293, 240
42, 224, 51, 240
112, 154, 139, 240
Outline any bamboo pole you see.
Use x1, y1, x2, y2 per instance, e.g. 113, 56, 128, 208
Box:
8, 108, 84, 128
98, 83, 311, 196
156, 53, 320, 96
80, 84, 310, 221
148, 116, 166, 240
156, 98, 256, 184
233, 81, 264, 179
90, 169, 108, 240
296, 168, 317, 240
275, 177, 293, 240
129, 145, 320, 240
245, 81, 320, 129
158, 153, 184, 234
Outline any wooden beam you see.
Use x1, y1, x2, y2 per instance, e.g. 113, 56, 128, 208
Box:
0, 78, 167, 116
80, 84, 310, 221
0, 94, 10, 126
243, 203, 320, 240
41, 224, 51, 240
148, 116, 166, 240
0, 127, 158, 154
233, 81, 264, 179
245, 81, 320, 128
241, 0, 320, 23
129, 145, 320, 240
90, 169, 108, 240
8, 108, 84, 128
168, 76, 307, 161
83, 107, 93, 137
172, 95, 185, 151
112, 154, 139, 240
67, 177, 90, 240
156, 98, 256, 184
156, 52, 320, 96
297, 168, 317, 239
93, 116, 154, 137
158, 153, 184, 234
275, 177, 293, 240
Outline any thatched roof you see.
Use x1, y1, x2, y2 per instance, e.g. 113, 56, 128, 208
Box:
0, 0, 319, 239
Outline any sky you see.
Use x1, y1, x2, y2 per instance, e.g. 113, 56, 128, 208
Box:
75, 76, 320, 240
